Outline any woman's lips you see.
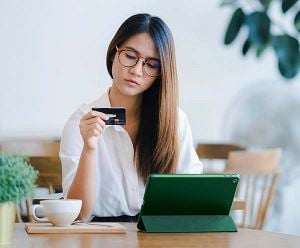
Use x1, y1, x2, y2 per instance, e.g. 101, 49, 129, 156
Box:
125, 79, 140, 86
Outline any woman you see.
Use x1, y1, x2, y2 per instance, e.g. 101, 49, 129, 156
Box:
60, 13, 202, 222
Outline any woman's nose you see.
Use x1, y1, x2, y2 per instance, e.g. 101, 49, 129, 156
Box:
129, 59, 144, 77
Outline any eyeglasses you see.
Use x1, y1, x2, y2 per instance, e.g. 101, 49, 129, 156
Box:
116, 46, 161, 77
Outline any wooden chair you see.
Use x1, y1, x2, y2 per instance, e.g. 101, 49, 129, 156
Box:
0, 140, 61, 192
196, 143, 245, 159
196, 143, 247, 210
225, 149, 281, 229
196, 143, 245, 173
0, 140, 60, 157
0, 140, 61, 222
29, 156, 62, 194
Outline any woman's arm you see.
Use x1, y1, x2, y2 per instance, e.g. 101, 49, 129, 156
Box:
66, 111, 108, 221
66, 146, 97, 220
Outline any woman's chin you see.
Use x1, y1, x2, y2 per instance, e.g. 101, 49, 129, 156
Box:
117, 84, 142, 97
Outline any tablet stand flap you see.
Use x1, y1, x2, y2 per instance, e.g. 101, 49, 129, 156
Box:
139, 215, 237, 233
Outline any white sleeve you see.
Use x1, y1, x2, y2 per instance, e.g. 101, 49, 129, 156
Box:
177, 110, 203, 174
59, 108, 85, 198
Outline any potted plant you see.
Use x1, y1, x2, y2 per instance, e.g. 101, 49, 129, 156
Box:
0, 154, 37, 245
221, 0, 300, 80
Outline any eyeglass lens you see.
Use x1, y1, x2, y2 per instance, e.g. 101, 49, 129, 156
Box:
118, 50, 160, 77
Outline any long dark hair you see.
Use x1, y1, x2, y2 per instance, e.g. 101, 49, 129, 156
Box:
106, 13, 179, 183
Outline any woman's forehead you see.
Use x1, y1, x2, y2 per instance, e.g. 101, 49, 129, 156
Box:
121, 33, 159, 59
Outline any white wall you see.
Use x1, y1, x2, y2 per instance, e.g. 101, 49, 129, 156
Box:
1, 0, 300, 235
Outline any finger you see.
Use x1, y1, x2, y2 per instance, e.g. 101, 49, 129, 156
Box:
81, 127, 102, 138
81, 117, 106, 127
80, 123, 103, 133
82, 111, 109, 121
87, 129, 101, 137
80, 120, 105, 132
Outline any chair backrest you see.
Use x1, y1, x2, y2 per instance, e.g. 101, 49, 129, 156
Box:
0, 140, 61, 192
29, 156, 62, 192
225, 149, 281, 229
196, 143, 245, 159
0, 140, 60, 156
196, 143, 245, 173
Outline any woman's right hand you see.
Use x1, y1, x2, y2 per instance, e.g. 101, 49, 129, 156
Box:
79, 111, 109, 150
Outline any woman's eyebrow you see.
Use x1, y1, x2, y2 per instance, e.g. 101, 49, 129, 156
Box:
124, 46, 160, 60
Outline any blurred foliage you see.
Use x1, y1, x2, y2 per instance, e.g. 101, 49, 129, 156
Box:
0, 154, 38, 203
221, 0, 300, 79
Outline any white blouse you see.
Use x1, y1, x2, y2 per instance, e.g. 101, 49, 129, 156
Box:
60, 88, 203, 217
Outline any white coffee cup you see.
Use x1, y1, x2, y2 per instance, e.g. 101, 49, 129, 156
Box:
30, 199, 82, 227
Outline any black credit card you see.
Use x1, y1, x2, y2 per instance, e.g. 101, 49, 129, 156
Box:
92, 107, 126, 125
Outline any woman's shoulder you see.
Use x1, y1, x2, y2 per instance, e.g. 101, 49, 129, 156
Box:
178, 108, 191, 139
178, 108, 189, 126
178, 108, 188, 121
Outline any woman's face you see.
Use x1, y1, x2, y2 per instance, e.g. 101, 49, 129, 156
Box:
111, 32, 160, 97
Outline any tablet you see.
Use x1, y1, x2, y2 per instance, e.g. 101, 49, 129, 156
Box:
137, 174, 240, 232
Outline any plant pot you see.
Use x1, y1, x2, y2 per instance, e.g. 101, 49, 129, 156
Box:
0, 202, 16, 245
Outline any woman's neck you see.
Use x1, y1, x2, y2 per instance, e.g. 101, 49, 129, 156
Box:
109, 84, 142, 120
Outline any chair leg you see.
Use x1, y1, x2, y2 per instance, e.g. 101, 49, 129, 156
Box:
26, 198, 34, 222
48, 183, 54, 194
15, 203, 23, 223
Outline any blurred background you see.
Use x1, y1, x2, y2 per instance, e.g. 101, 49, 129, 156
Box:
0, 0, 299, 235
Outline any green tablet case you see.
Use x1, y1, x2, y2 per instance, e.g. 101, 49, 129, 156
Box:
137, 174, 239, 233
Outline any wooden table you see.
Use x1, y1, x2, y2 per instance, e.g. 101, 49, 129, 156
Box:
12, 223, 300, 248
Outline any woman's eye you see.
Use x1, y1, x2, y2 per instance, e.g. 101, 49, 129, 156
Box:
146, 60, 160, 69
146, 63, 156, 69
125, 52, 137, 60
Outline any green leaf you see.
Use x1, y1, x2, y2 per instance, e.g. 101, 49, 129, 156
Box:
282, 0, 298, 14
220, 0, 238, 7
242, 38, 251, 55
224, 8, 245, 45
247, 12, 271, 48
272, 34, 300, 79
259, 0, 273, 9
278, 60, 299, 78
256, 45, 267, 58
294, 11, 300, 32
272, 35, 299, 62
0, 154, 38, 203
